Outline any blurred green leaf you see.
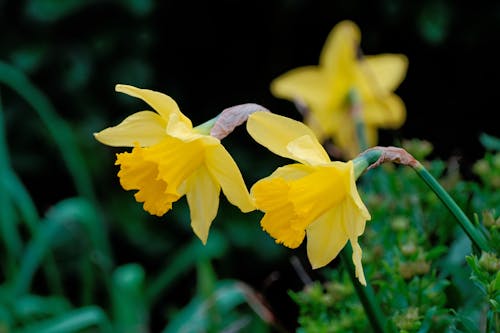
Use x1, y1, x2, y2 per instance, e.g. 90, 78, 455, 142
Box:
146, 231, 228, 306
0, 61, 96, 203
163, 280, 272, 333
8, 45, 48, 74
13, 197, 111, 296
12, 295, 71, 320
417, 1, 452, 45
118, 0, 154, 16
25, 0, 94, 23
17, 306, 113, 333
479, 133, 500, 152
112, 263, 148, 333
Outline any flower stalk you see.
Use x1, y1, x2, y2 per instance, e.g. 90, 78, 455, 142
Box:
340, 243, 391, 333
355, 146, 491, 253
348, 88, 368, 152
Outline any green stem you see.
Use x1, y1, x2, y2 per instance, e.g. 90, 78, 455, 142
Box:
193, 117, 218, 135
346, 93, 391, 333
340, 244, 393, 333
348, 88, 368, 151
354, 147, 491, 253
412, 161, 490, 253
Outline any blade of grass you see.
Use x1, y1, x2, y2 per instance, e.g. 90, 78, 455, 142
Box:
0, 61, 95, 203
0, 93, 23, 275
112, 263, 148, 333
12, 294, 71, 320
162, 280, 276, 333
1, 93, 64, 294
17, 306, 113, 333
13, 197, 112, 296
48, 197, 113, 272
13, 211, 63, 296
146, 231, 228, 306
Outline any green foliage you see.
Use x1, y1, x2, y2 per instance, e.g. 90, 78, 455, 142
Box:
1, 2, 499, 332
290, 139, 500, 332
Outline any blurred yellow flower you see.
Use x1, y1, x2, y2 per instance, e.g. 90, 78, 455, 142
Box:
271, 20, 408, 159
94, 84, 254, 244
247, 111, 371, 285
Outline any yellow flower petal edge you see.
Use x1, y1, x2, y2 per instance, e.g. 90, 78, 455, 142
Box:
363, 54, 409, 94
246, 111, 330, 165
116, 84, 192, 127
320, 20, 361, 71
94, 111, 166, 147
185, 165, 221, 244
205, 144, 255, 213
95, 84, 255, 244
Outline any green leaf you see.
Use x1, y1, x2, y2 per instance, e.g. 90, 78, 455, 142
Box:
17, 306, 113, 333
112, 263, 148, 333
479, 133, 500, 152
162, 280, 272, 333
146, 231, 228, 306
25, 0, 93, 23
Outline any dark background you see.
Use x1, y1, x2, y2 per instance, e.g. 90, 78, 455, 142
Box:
1, 0, 499, 331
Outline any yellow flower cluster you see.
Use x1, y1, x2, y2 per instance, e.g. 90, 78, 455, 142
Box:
94, 20, 407, 285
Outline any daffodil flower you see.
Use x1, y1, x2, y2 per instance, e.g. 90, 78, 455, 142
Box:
270, 20, 408, 159
94, 84, 255, 244
247, 111, 371, 285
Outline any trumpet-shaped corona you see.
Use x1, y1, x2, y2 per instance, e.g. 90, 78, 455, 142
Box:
247, 111, 371, 285
94, 84, 254, 244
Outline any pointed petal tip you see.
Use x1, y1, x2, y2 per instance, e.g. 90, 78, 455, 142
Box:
115, 83, 129, 92
193, 229, 208, 245
310, 262, 324, 270
115, 84, 140, 96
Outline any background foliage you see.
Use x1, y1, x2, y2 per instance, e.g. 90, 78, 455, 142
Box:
1, 1, 499, 332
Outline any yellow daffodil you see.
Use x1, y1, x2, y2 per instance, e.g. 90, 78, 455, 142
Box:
94, 84, 255, 244
270, 20, 408, 159
247, 111, 371, 285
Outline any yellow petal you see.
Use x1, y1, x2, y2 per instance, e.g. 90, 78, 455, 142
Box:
346, 163, 371, 223
287, 135, 331, 165
306, 207, 349, 269
260, 208, 305, 248
247, 111, 330, 165
343, 197, 369, 239
251, 176, 290, 212
288, 165, 346, 220
265, 163, 313, 182
205, 144, 255, 212
341, 191, 369, 286
94, 111, 166, 147
363, 54, 408, 93
166, 113, 204, 142
363, 94, 406, 128
350, 237, 367, 286
320, 20, 361, 74
270, 66, 332, 108
185, 165, 221, 244
251, 176, 305, 248
115, 84, 192, 127
115, 146, 178, 216
146, 137, 205, 197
